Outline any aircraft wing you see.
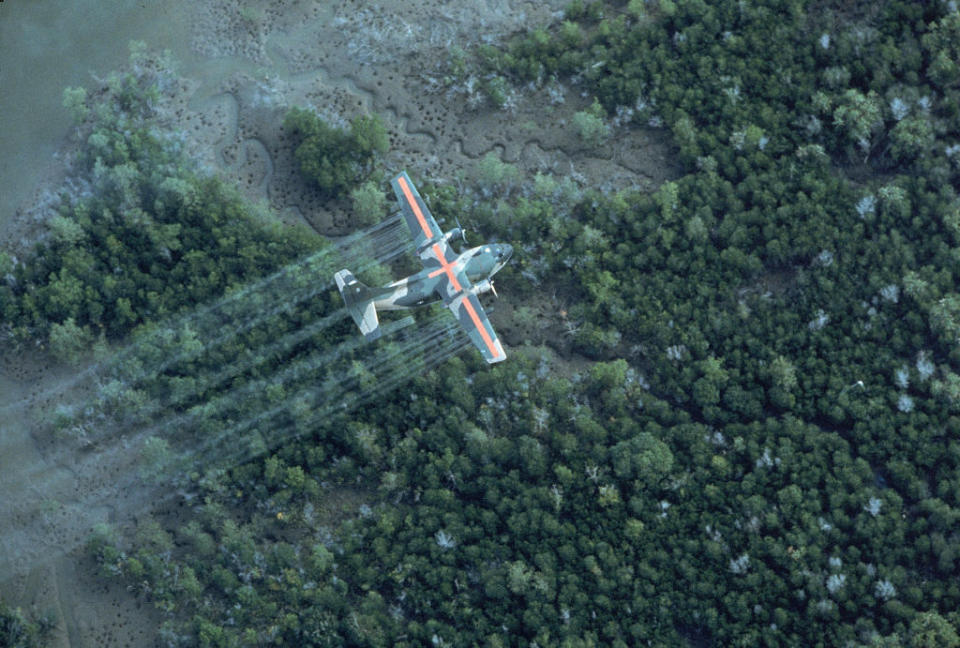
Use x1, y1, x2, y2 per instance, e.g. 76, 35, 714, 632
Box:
391, 171, 455, 265
443, 278, 506, 364
392, 170, 506, 363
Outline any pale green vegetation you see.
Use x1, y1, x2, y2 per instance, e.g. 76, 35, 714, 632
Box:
283, 108, 389, 199
350, 180, 388, 227
572, 97, 610, 146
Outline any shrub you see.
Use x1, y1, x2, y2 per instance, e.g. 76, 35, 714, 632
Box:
350, 180, 387, 226
48, 317, 94, 365
572, 97, 610, 146
284, 108, 389, 198
476, 152, 520, 192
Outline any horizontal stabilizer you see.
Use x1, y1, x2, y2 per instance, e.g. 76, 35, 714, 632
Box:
334, 269, 381, 340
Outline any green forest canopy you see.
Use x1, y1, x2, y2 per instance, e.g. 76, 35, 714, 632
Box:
3, 1, 960, 646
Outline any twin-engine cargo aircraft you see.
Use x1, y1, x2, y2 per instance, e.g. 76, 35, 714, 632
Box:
335, 171, 512, 364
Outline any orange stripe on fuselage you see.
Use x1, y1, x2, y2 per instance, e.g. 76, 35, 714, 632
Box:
428, 243, 462, 292
462, 295, 502, 360
397, 175, 433, 239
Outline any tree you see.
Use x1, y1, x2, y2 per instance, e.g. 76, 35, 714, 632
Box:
476, 152, 520, 192
693, 356, 729, 409
832, 89, 882, 153
62, 86, 89, 123
908, 611, 960, 648
48, 214, 86, 245
139, 436, 175, 482
889, 115, 935, 163
350, 114, 389, 159
284, 107, 389, 197
929, 295, 960, 346
350, 180, 387, 226
609, 432, 673, 487
0, 596, 51, 648
48, 317, 94, 365
922, 12, 960, 89
572, 97, 610, 146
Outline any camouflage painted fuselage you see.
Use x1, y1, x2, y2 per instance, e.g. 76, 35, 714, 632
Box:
373, 243, 512, 310
335, 170, 511, 363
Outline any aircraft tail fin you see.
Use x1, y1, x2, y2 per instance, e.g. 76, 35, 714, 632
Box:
334, 269, 381, 340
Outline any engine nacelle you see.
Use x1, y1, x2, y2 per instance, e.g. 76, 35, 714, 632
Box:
442, 227, 463, 244
470, 279, 495, 296
419, 228, 464, 255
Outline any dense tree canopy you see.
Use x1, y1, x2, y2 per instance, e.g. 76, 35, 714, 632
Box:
0, 54, 319, 357
4, 2, 960, 646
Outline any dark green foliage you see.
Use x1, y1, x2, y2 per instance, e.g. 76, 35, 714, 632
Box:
3, 62, 318, 352
17, 175, 312, 343
441, 0, 960, 643
0, 597, 52, 648
9, 3, 960, 646
284, 108, 388, 198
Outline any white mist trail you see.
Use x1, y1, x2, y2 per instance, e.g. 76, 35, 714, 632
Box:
0, 215, 410, 416
0, 316, 468, 581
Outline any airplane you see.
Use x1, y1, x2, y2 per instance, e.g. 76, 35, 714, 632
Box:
334, 171, 512, 364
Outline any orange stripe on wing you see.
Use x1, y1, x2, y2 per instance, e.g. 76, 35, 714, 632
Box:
396, 175, 433, 239
431, 243, 462, 292
462, 295, 502, 360
420, 234, 500, 359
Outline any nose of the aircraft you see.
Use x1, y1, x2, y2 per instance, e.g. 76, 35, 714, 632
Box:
501, 244, 513, 260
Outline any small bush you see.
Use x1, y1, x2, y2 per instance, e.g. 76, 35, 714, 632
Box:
350, 180, 387, 226
572, 97, 610, 146
48, 317, 94, 365
476, 152, 520, 192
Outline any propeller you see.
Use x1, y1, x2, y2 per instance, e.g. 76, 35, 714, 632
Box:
490, 280, 498, 299
454, 214, 468, 245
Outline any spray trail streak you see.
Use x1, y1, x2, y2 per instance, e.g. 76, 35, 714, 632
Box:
132, 314, 418, 451
111, 224, 410, 386
182, 313, 459, 471
0, 215, 471, 580
55, 225, 411, 435
2, 308, 354, 491
93, 309, 352, 430
0, 315, 469, 581
199, 320, 470, 473
0, 313, 422, 550
0, 217, 411, 415
5, 222, 416, 490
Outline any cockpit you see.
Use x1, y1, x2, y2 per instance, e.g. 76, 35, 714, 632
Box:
466, 243, 513, 280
